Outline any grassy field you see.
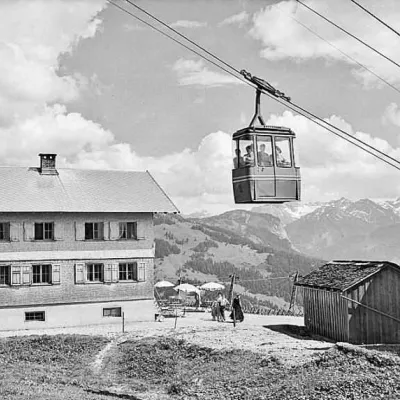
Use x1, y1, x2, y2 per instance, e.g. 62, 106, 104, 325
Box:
0, 332, 399, 400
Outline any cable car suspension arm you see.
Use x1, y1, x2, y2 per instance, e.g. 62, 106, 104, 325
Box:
241, 70, 291, 128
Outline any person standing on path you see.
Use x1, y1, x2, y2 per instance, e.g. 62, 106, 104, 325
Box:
217, 293, 228, 322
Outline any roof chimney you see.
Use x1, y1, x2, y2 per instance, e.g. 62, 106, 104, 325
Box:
39, 153, 58, 175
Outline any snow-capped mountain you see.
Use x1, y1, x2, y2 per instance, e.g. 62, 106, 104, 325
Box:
252, 201, 323, 226
284, 198, 400, 262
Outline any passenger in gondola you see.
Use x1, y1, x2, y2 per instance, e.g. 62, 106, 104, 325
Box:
243, 145, 255, 166
233, 148, 244, 169
257, 144, 272, 166
276, 146, 287, 166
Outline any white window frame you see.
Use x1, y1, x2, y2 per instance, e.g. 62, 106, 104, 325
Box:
0, 222, 10, 242
84, 222, 104, 241
32, 264, 52, 285
119, 222, 138, 240
103, 307, 122, 317
0, 265, 11, 286
86, 263, 104, 283
25, 311, 45, 322
118, 262, 137, 281
34, 222, 54, 241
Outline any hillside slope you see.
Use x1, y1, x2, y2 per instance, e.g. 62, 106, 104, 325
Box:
154, 212, 323, 309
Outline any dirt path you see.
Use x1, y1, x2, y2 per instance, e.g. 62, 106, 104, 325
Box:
86, 313, 334, 368
0, 312, 334, 368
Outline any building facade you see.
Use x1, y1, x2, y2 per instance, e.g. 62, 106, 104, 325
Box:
0, 154, 178, 331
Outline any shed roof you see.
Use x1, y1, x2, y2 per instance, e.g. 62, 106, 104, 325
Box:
295, 260, 400, 292
0, 167, 179, 213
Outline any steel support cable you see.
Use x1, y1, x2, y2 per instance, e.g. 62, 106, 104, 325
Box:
281, 9, 400, 95
287, 97, 400, 168
108, 0, 400, 171
296, 0, 400, 70
122, 0, 243, 76
349, 0, 400, 39
107, 0, 250, 87
262, 90, 400, 171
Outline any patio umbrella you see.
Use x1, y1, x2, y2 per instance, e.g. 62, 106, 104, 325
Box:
174, 283, 201, 294
200, 282, 225, 291
154, 280, 175, 288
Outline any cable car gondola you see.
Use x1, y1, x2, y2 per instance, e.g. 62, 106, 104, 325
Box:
232, 72, 301, 204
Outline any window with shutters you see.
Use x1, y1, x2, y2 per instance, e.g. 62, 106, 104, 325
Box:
119, 222, 137, 240
85, 222, 104, 240
118, 262, 137, 281
0, 265, 10, 285
34, 222, 54, 240
25, 311, 45, 322
86, 263, 104, 282
0, 223, 10, 241
103, 307, 121, 317
32, 264, 51, 284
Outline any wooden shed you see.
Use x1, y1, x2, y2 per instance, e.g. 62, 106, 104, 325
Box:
295, 261, 400, 344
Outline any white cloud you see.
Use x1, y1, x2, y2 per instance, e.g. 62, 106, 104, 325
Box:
172, 58, 244, 87
123, 23, 146, 32
170, 20, 207, 29
249, 0, 400, 87
0, 0, 105, 127
383, 103, 400, 127
265, 111, 400, 202
2, 0, 400, 215
219, 11, 249, 27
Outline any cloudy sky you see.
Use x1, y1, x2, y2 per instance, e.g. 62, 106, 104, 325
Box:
1, 0, 400, 214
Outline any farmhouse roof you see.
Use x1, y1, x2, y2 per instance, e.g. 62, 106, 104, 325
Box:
0, 166, 179, 213
295, 260, 400, 292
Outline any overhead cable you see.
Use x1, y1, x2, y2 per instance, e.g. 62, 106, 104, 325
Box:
262, 90, 400, 172
288, 98, 400, 169
280, 8, 400, 95
108, 0, 400, 171
107, 0, 250, 87
122, 0, 243, 76
296, 0, 400, 70
349, 0, 400, 39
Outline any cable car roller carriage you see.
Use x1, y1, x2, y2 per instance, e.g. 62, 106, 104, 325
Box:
232, 71, 301, 204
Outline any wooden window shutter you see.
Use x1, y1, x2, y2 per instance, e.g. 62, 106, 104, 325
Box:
22, 266, 32, 285
75, 263, 85, 284
136, 222, 146, 240
52, 264, 61, 285
23, 222, 34, 241
104, 264, 112, 283
9, 222, 19, 242
54, 222, 64, 241
138, 262, 146, 282
109, 222, 120, 240
11, 266, 21, 285
111, 264, 119, 282
75, 222, 85, 241
103, 222, 110, 241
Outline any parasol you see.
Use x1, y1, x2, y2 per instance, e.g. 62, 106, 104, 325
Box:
154, 280, 175, 288
174, 283, 201, 294
200, 282, 225, 291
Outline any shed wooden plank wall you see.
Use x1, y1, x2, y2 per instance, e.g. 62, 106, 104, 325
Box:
303, 287, 348, 342
347, 267, 400, 344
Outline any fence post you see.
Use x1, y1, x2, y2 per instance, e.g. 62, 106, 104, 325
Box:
122, 312, 125, 333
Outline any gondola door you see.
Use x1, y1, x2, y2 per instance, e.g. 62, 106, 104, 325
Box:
274, 136, 298, 200
254, 135, 276, 200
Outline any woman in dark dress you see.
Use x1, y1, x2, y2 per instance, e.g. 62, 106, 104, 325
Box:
230, 295, 244, 322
